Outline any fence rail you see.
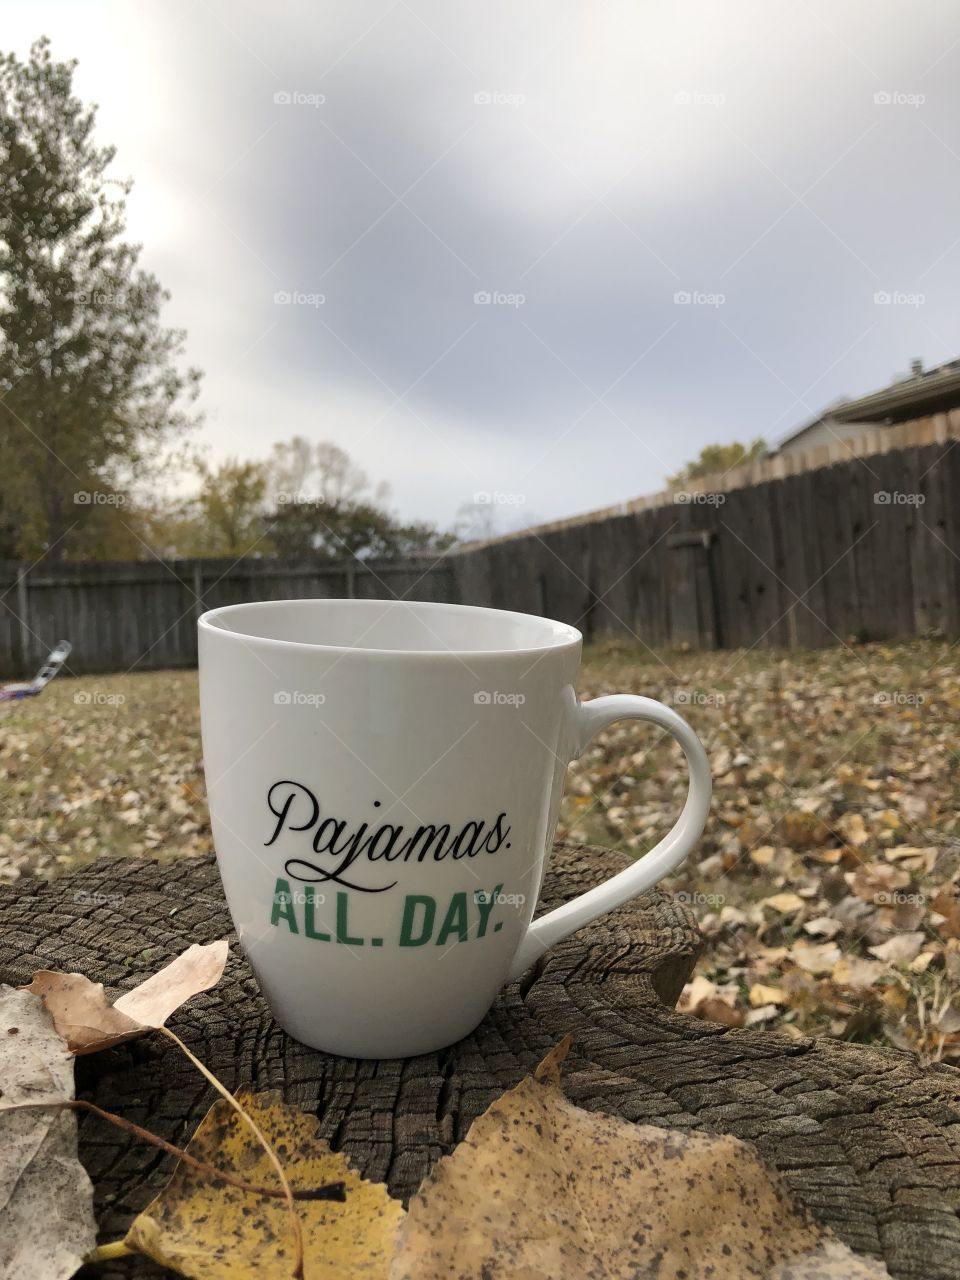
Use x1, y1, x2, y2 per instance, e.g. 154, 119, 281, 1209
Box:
1, 427, 957, 677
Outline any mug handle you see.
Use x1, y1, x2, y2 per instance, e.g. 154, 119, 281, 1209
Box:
507, 695, 712, 980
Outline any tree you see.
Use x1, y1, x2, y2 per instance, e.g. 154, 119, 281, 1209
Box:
0, 38, 200, 559
267, 497, 454, 561
265, 436, 388, 510
193, 458, 270, 557
668, 437, 766, 486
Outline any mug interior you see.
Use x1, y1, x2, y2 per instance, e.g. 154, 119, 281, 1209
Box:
199, 598, 581, 656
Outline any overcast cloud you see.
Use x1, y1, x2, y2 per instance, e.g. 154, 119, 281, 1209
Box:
6, 1, 960, 532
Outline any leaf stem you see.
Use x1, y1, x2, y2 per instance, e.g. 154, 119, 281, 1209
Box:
87, 1241, 135, 1263
67, 1098, 344, 1202
157, 1025, 305, 1280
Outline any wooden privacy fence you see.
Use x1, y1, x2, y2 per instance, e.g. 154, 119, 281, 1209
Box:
453, 434, 960, 650
1, 433, 957, 676
0, 557, 458, 677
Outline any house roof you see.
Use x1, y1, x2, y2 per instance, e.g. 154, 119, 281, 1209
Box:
775, 357, 960, 450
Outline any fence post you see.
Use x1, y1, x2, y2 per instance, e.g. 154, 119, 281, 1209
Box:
192, 561, 205, 620
345, 564, 355, 598
15, 565, 30, 669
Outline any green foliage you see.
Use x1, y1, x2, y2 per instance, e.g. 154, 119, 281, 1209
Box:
267, 498, 455, 561
193, 458, 270, 557
668, 437, 767, 486
0, 37, 200, 559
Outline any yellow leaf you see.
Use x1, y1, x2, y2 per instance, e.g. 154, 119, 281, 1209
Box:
391, 1040, 886, 1279
749, 844, 776, 867
126, 1090, 404, 1279
749, 983, 786, 1006
839, 813, 869, 846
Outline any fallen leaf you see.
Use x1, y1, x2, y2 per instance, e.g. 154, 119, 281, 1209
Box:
846, 863, 910, 906
791, 941, 842, 975
833, 956, 888, 989
126, 1089, 403, 1279
391, 1039, 887, 1279
839, 813, 869, 846
745, 1004, 780, 1026
750, 844, 776, 867
697, 997, 745, 1027
803, 916, 843, 939
0, 987, 97, 1279
884, 846, 937, 873
868, 933, 925, 966
23, 940, 229, 1054
750, 983, 786, 1006
761, 892, 805, 914
931, 887, 960, 939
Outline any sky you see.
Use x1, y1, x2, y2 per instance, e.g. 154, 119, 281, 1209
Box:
5, 1, 960, 534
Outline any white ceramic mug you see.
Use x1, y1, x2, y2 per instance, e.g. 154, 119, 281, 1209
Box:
198, 598, 711, 1058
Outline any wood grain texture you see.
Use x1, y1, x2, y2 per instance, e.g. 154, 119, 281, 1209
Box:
1, 843, 958, 1279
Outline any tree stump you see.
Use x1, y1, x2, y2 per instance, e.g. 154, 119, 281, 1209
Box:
1, 841, 959, 1279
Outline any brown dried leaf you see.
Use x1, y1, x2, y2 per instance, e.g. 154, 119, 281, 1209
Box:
931, 886, 960, 939
846, 863, 910, 905
22, 940, 229, 1054
391, 1040, 887, 1279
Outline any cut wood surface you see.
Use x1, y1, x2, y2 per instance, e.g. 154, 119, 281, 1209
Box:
1, 841, 958, 1279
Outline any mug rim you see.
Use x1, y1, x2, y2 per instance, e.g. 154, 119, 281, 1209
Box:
198, 597, 582, 659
